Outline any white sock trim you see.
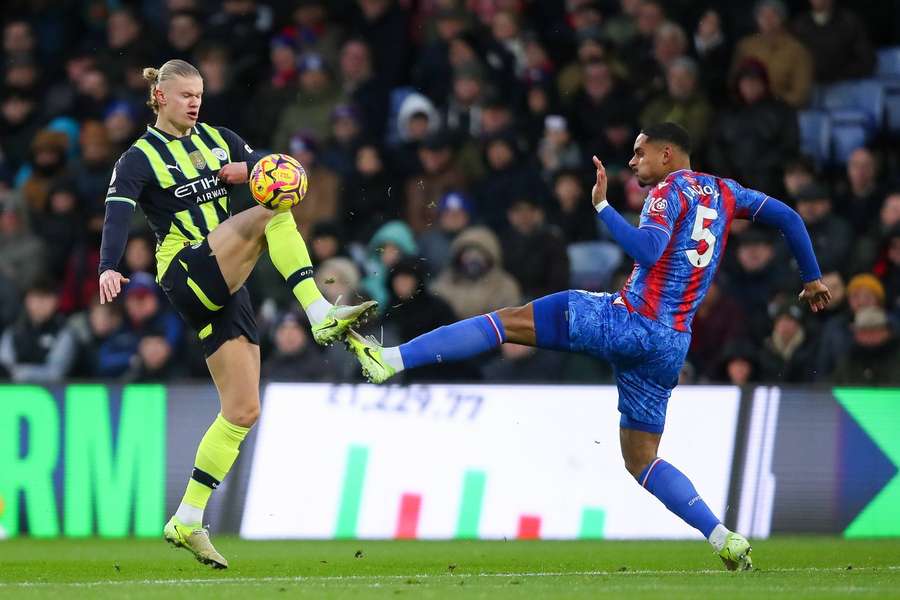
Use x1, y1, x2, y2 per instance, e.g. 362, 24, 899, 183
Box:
305, 297, 333, 324
708, 523, 730, 552
175, 502, 204, 527
382, 346, 405, 371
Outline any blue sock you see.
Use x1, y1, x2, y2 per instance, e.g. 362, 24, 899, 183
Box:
638, 458, 721, 538
399, 313, 505, 369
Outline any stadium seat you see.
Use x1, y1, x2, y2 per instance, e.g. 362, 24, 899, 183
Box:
876, 47, 900, 80
819, 79, 884, 129
882, 80, 900, 132
830, 109, 872, 164
797, 110, 832, 166
568, 241, 623, 291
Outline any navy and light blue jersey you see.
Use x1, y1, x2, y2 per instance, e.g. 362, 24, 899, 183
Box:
105, 123, 258, 278
621, 170, 769, 332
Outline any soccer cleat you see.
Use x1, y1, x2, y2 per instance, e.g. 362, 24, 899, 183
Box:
311, 298, 378, 346
718, 532, 752, 571
345, 329, 397, 384
164, 515, 229, 569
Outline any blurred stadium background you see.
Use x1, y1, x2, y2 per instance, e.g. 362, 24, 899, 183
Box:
1, 0, 899, 566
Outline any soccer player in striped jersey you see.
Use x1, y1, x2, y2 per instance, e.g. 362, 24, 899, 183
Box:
98, 59, 375, 568
347, 122, 832, 570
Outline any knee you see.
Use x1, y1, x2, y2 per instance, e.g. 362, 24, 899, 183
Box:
223, 402, 260, 428
495, 305, 533, 341
622, 447, 656, 479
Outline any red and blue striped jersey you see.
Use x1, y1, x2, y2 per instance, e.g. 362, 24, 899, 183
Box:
620, 169, 769, 333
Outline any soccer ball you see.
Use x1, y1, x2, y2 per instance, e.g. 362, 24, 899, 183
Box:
249, 153, 308, 210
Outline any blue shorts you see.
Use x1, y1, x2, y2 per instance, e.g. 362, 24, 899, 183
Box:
533, 290, 691, 433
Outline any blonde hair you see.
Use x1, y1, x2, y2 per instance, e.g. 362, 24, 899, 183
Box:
142, 59, 201, 114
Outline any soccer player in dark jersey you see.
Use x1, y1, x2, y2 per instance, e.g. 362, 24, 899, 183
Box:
347, 122, 831, 570
98, 59, 375, 568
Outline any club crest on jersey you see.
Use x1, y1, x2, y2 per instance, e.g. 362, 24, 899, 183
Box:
649, 196, 668, 214
212, 147, 227, 161
189, 150, 206, 170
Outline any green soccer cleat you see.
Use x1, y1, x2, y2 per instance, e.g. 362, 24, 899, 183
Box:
311, 299, 378, 346
345, 329, 397, 384
718, 532, 752, 571
164, 516, 228, 569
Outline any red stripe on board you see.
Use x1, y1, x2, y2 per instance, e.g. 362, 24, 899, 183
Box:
517, 515, 542, 540
395, 493, 422, 539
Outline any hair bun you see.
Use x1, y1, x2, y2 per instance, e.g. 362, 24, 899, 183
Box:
142, 67, 159, 82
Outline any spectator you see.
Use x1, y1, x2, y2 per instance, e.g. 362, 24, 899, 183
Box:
0, 91, 41, 174
74, 121, 115, 217
315, 256, 363, 305
21, 129, 70, 214
309, 221, 349, 264
432, 225, 521, 318
692, 9, 731, 106
874, 227, 900, 317
195, 45, 240, 130
282, 0, 343, 65
716, 339, 760, 385
120, 273, 184, 381
475, 131, 548, 232
418, 191, 474, 276
792, 0, 875, 84
361, 220, 418, 309
621, 0, 666, 80
732, 0, 813, 108
793, 182, 853, 274
689, 281, 747, 380
833, 147, 885, 235
500, 196, 570, 300
380, 256, 478, 382
352, 0, 412, 90
412, 8, 470, 103
782, 155, 817, 199
104, 101, 141, 156
319, 104, 364, 180
0, 193, 46, 291
206, 0, 271, 87
404, 130, 469, 235
390, 92, 440, 179
32, 182, 82, 281
242, 37, 301, 146
262, 311, 332, 382
483, 342, 566, 383
100, 8, 155, 81
640, 57, 712, 149
832, 306, 900, 385
636, 21, 689, 102
288, 132, 340, 239
602, 0, 641, 49
343, 143, 396, 242
68, 299, 132, 378
122, 234, 156, 278
852, 192, 900, 274
0, 271, 19, 331
444, 61, 489, 139
166, 11, 204, 62
557, 32, 618, 101
537, 115, 582, 183
338, 38, 389, 141
758, 302, 815, 382
0, 278, 76, 383
815, 273, 888, 379
549, 170, 598, 243
708, 59, 798, 195
273, 53, 341, 151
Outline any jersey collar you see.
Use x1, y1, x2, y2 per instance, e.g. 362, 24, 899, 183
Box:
146, 124, 201, 142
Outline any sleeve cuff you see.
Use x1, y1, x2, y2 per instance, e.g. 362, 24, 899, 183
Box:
594, 199, 609, 213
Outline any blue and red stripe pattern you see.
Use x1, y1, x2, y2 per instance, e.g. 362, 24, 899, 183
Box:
621, 170, 768, 333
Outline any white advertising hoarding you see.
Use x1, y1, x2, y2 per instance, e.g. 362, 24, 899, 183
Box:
241, 384, 739, 540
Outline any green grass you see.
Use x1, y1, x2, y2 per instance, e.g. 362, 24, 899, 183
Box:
0, 537, 899, 599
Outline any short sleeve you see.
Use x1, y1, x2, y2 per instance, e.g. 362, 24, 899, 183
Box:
725, 178, 770, 220
638, 183, 682, 239
105, 150, 149, 207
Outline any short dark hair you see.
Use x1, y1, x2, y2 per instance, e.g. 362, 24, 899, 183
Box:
641, 122, 691, 155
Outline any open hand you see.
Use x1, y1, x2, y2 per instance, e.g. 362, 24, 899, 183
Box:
218, 162, 249, 184
799, 279, 832, 313
591, 155, 608, 207
99, 269, 130, 304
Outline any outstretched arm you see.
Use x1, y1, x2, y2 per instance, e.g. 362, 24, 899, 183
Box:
591, 156, 669, 266
752, 196, 831, 312
98, 199, 133, 304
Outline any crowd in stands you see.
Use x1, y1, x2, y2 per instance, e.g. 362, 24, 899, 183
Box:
1, 0, 899, 386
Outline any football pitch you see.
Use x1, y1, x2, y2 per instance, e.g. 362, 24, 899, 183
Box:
1, 537, 898, 599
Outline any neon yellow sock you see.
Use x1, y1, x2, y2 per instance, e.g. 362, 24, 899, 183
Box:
265, 210, 324, 309
181, 413, 250, 511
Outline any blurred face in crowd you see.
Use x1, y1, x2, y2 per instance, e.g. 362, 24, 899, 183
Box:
653, 25, 687, 67
199, 52, 228, 93
737, 241, 774, 273
356, 145, 383, 176
407, 113, 430, 141
340, 41, 371, 83
168, 14, 202, 52
457, 245, 491, 279
3, 21, 34, 54
294, 3, 326, 27
66, 55, 95, 84
449, 38, 478, 68
419, 146, 452, 174
392, 273, 418, 301
33, 147, 65, 175
157, 75, 203, 132
224, 0, 256, 15
125, 237, 154, 273
727, 357, 753, 385
820, 271, 845, 310
436, 15, 466, 41
78, 70, 110, 101
108, 10, 141, 49
810, 0, 833, 13
49, 189, 77, 215
507, 201, 544, 236
89, 302, 122, 338
583, 62, 613, 101
312, 234, 339, 262
358, 0, 389, 20
847, 148, 877, 193
773, 314, 802, 344
848, 286, 880, 313
332, 115, 359, 144
300, 65, 330, 93
139, 336, 172, 371
554, 173, 583, 213
275, 319, 308, 355
440, 205, 470, 233
491, 11, 520, 41
756, 4, 784, 35
453, 75, 482, 105
636, 2, 664, 36
889, 236, 900, 266
880, 194, 900, 229
105, 109, 137, 144
1, 95, 34, 125
783, 165, 814, 197
271, 45, 296, 73
5, 63, 38, 91
696, 10, 722, 40
667, 62, 697, 101
25, 290, 57, 326
796, 198, 831, 225
315, 262, 357, 303
125, 290, 159, 325
482, 105, 512, 135
379, 242, 402, 267
854, 323, 891, 348
527, 86, 549, 114
738, 74, 766, 105
486, 139, 514, 170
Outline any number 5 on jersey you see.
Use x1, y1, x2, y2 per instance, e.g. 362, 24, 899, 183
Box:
686, 205, 718, 268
